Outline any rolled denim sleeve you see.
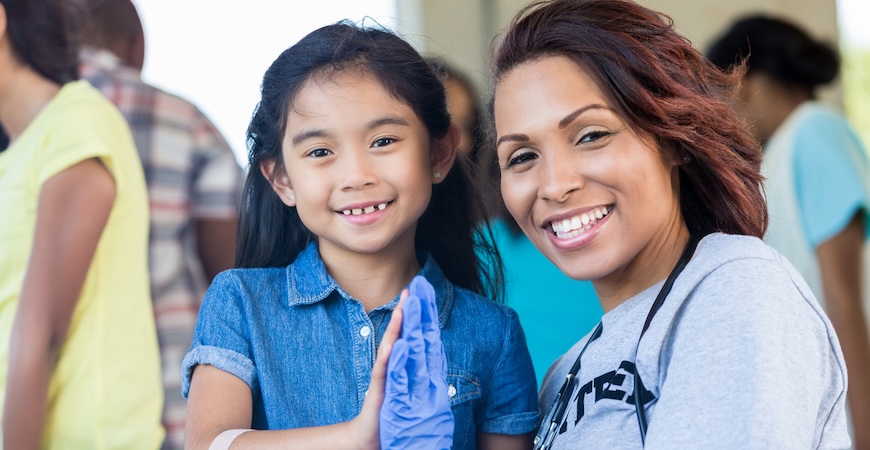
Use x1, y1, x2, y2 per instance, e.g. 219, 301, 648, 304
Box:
181, 271, 257, 397
477, 307, 541, 434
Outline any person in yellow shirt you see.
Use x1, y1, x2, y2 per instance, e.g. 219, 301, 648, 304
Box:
0, 0, 163, 448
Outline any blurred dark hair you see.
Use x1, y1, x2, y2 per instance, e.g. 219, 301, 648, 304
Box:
491, 0, 767, 238
82, 0, 143, 49
428, 57, 508, 226
3, 0, 81, 84
239, 21, 503, 300
707, 15, 839, 96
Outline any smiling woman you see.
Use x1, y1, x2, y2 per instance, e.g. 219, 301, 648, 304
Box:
485, 0, 852, 448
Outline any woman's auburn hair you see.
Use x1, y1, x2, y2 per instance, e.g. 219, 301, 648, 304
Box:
491, 0, 767, 238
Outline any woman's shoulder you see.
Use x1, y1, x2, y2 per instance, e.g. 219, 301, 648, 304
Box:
688, 233, 800, 283
681, 233, 837, 341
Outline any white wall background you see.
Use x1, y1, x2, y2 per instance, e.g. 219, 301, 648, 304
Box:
134, 1, 397, 166
133, 0, 868, 166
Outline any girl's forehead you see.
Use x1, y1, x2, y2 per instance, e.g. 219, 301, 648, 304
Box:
291, 68, 399, 113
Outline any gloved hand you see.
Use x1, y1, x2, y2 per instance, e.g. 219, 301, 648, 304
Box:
380, 276, 454, 450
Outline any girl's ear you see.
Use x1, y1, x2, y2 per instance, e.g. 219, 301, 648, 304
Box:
430, 124, 460, 184
259, 159, 297, 207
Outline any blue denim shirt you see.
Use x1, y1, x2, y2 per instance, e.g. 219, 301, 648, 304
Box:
182, 243, 540, 448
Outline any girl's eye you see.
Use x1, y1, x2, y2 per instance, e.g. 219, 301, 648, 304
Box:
505, 151, 537, 169
576, 130, 612, 145
372, 137, 396, 148
307, 148, 333, 158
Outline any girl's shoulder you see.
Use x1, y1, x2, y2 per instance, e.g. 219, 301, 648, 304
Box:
450, 285, 518, 322
204, 265, 291, 307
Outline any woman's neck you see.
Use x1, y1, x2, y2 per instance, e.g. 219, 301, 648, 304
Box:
0, 63, 61, 143
593, 218, 692, 313
318, 242, 422, 312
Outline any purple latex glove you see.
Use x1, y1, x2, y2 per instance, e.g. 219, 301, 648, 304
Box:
380, 276, 454, 450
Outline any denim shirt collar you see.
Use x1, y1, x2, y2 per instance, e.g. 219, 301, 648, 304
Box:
286, 242, 453, 328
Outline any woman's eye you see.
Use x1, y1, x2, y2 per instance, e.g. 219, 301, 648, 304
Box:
307, 148, 333, 158
576, 130, 611, 145
372, 137, 396, 148
505, 151, 537, 168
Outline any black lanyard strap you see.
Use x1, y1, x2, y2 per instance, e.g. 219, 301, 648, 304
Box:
535, 233, 701, 450
534, 322, 603, 450
634, 233, 701, 443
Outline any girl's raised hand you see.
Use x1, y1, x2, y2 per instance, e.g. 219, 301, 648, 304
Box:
380, 276, 454, 450
349, 289, 406, 450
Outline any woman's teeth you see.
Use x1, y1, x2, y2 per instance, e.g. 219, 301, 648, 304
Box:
341, 203, 388, 216
550, 206, 612, 238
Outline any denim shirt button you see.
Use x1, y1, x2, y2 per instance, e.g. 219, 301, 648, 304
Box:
448, 384, 457, 398
359, 326, 371, 338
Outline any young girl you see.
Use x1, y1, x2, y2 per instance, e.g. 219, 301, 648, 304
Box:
182, 22, 539, 449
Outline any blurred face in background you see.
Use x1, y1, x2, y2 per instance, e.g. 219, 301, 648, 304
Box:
445, 77, 475, 155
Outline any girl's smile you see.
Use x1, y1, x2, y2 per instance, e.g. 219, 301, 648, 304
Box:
337, 200, 393, 225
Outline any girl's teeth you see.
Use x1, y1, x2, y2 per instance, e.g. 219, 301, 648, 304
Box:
341, 203, 389, 216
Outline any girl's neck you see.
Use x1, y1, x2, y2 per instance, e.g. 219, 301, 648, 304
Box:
0, 63, 62, 143
319, 242, 422, 312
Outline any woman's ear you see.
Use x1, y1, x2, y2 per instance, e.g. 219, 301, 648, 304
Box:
430, 124, 460, 184
259, 159, 296, 207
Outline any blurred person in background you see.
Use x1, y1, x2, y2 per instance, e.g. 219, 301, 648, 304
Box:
435, 57, 603, 385
80, 0, 243, 447
0, 0, 163, 447
709, 17, 870, 447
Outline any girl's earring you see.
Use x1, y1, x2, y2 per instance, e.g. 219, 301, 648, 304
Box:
433, 171, 441, 179
290, 194, 295, 201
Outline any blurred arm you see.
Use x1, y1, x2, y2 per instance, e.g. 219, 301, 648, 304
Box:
196, 217, 237, 281
2, 158, 115, 449
817, 212, 870, 449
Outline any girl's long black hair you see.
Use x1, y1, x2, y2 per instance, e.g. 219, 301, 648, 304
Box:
236, 21, 503, 300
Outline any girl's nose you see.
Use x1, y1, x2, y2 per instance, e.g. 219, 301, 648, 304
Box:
341, 151, 378, 191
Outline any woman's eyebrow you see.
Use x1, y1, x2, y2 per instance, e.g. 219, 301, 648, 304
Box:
496, 133, 530, 147
558, 103, 611, 129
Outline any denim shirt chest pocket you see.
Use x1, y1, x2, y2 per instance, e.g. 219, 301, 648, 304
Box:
447, 367, 482, 447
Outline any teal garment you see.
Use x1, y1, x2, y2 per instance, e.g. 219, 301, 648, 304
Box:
485, 219, 603, 386
792, 106, 870, 247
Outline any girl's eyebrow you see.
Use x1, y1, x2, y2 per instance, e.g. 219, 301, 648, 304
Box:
291, 116, 410, 146
291, 129, 331, 146
366, 116, 410, 130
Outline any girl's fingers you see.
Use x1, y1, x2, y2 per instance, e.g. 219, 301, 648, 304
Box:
366, 290, 408, 409
384, 289, 407, 345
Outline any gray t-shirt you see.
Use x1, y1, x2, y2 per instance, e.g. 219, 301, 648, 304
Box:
539, 233, 849, 449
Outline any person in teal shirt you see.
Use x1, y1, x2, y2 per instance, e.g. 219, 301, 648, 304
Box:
484, 219, 602, 385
